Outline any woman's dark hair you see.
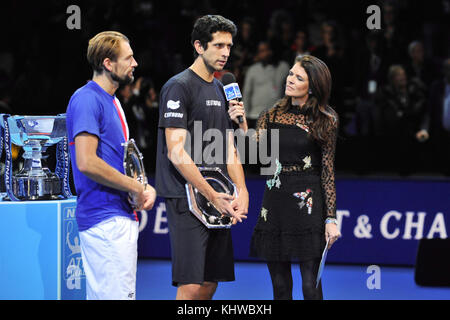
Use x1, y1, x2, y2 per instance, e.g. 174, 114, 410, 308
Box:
191, 15, 237, 58
278, 54, 338, 144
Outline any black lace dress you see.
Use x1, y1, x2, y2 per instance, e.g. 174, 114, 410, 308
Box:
250, 103, 337, 262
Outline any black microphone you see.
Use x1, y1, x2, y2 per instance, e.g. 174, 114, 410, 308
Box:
221, 73, 244, 124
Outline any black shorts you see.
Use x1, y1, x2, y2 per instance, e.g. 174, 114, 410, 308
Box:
165, 197, 235, 287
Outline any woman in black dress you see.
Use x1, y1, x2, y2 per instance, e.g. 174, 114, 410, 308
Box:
250, 55, 341, 300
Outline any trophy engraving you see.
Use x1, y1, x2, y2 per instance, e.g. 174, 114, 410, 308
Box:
185, 167, 237, 229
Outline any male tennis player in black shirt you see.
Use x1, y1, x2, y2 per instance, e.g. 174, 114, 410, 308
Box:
155, 15, 249, 300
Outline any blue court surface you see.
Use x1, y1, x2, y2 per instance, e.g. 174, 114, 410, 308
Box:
136, 259, 450, 300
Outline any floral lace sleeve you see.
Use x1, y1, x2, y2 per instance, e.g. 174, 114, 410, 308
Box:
321, 123, 338, 218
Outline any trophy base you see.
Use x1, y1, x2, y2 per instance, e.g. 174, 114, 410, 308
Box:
185, 167, 237, 229
186, 183, 233, 229
12, 174, 63, 200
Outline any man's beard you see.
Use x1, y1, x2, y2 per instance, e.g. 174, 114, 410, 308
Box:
110, 70, 134, 86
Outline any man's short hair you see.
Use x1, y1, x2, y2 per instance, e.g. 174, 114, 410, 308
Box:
87, 31, 129, 73
191, 15, 237, 58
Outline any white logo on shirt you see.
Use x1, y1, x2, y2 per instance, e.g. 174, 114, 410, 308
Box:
206, 100, 222, 107
167, 100, 181, 110
164, 112, 184, 118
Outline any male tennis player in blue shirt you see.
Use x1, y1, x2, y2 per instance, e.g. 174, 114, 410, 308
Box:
66, 31, 156, 300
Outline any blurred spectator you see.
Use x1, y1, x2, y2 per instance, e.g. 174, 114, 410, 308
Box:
289, 30, 311, 62
310, 20, 347, 116
350, 31, 387, 174
311, 21, 341, 60
417, 58, 450, 175
354, 31, 386, 101
267, 9, 295, 63
352, 31, 387, 138
378, 1, 408, 68
404, 40, 437, 90
135, 77, 159, 173
231, 17, 259, 84
118, 77, 159, 174
243, 41, 289, 128
374, 65, 427, 174
117, 83, 134, 107
306, 6, 328, 47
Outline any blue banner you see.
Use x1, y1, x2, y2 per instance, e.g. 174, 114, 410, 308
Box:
328, 178, 449, 265
0, 198, 85, 299
138, 178, 450, 266
60, 201, 86, 299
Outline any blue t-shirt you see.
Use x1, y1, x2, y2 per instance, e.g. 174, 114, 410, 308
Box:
66, 80, 135, 231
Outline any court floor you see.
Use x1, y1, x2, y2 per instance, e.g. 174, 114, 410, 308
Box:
136, 259, 450, 300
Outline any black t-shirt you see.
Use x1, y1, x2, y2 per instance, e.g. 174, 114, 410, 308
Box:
155, 68, 233, 198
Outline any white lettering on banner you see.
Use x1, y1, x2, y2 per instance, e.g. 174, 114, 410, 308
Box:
427, 213, 447, 239
63, 206, 85, 292
66, 207, 76, 219
336, 210, 350, 235
403, 212, 426, 240
153, 202, 168, 234
380, 210, 402, 239
66, 257, 84, 290
354, 215, 373, 239
379, 211, 447, 240
337, 210, 447, 240
138, 210, 148, 232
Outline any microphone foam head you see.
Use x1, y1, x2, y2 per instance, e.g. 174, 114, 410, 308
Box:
221, 72, 236, 86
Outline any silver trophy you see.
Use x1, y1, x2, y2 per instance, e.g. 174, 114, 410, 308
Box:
122, 139, 147, 206
3, 115, 68, 200
185, 167, 237, 229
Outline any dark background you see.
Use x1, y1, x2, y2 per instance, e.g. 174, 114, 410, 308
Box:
0, 0, 449, 177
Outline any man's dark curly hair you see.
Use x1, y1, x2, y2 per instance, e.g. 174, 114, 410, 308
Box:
191, 15, 237, 58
